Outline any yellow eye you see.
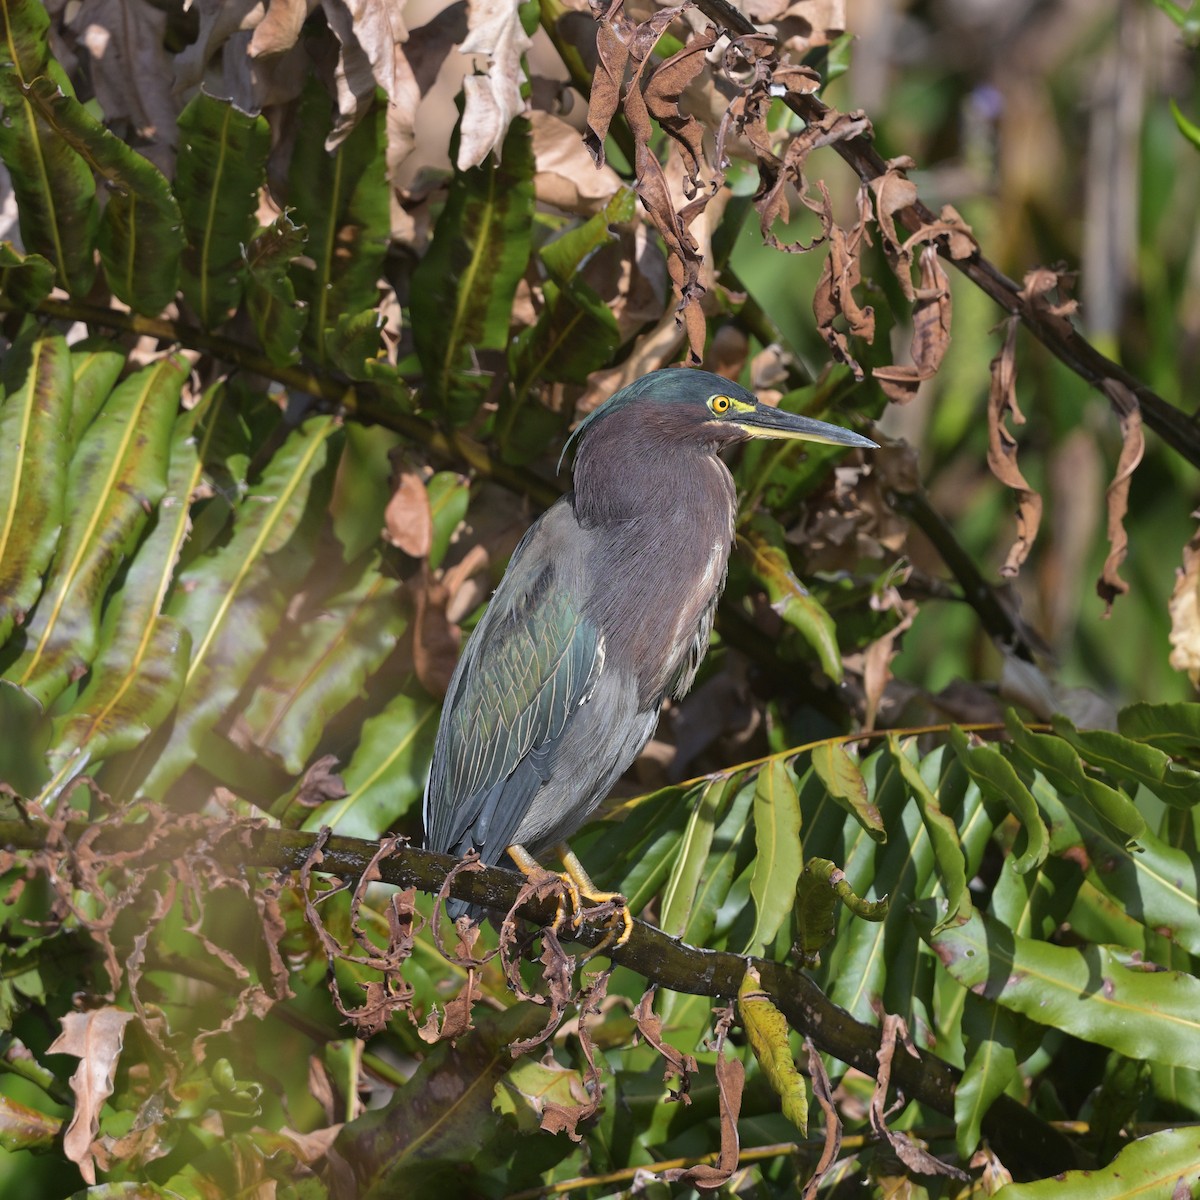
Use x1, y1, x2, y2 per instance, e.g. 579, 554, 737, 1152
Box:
710, 395, 732, 414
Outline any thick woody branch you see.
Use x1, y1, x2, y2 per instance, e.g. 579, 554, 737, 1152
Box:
0, 818, 1077, 1179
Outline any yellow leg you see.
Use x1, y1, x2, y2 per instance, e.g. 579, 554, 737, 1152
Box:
507, 843, 581, 933
556, 843, 634, 954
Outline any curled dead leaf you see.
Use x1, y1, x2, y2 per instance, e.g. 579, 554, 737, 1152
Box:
1095, 380, 1144, 615
986, 318, 1043, 577
1168, 513, 1200, 688
50, 1008, 138, 1186
872, 244, 952, 403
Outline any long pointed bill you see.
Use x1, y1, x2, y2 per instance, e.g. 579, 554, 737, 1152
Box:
732, 402, 878, 449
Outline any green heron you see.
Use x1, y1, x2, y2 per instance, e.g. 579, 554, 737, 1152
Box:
423, 367, 876, 934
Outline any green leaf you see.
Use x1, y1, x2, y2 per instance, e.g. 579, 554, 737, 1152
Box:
1051, 716, 1200, 809
0, 240, 53, 306
113, 415, 339, 801
331, 422, 402, 563
0, 0, 98, 294
1029, 772, 1200, 957
659, 777, 728, 938
176, 92, 271, 328
0, 333, 72, 646
681, 778, 754, 947
301, 677, 438, 839
68, 340, 126, 447
38, 392, 226, 803
0, 1094, 61, 1152
240, 559, 407, 775
739, 965, 807, 1134
1117, 701, 1200, 764
793, 856, 887, 967
741, 520, 842, 681
948, 726, 1048, 874
244, 213, 309, 367
1171, 98, 1200, 151
327, 308, 384, 380
994, 1125, 1200, 1198
288, 81, 388, 363
746, 759, 802, 953
3, 355, 185, 711
955, 992, 1021, 1158
427, 472, 470, 571
26, 76, 183, 315
920, 905, 1200, 1069
336, 1002, 549, 1196
411, 115, 535, 424
810, 741, 884, 840
887, 735, 972, 930
1005, 713, 1146, 843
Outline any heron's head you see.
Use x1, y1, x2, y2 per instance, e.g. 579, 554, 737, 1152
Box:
561, 367, 877, 472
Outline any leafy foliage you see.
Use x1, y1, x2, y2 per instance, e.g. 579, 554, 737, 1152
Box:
0, 1, 1198, 1198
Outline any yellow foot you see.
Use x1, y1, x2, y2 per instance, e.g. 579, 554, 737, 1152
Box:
505, 842, 635, 958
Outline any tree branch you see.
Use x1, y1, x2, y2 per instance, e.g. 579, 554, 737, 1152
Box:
0, 817, 1078, 1180
689, 0, 1200, 470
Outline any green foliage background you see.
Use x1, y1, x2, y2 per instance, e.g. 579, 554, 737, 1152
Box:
0, 0, 1198, 1197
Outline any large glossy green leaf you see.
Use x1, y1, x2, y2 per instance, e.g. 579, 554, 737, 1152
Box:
176, 93, 271, 328
955, 992, 1021, 1158
948, 726, 1048, 874
1005, 714, 1145, 843
2, 355, 184, 712
921, 905, 1200, 1069
659, 777, 729, 938
26, 77, 182, 314
0, 0, 97, 294
887, 735, 972, 931
244, 214, 309, 367
682, 779, 754, 947
994, 1125, 1200, 1199
411, 115, 535, 424
1030, 771, 1200, 957
240, 559, 407, 775
301, 678, 438, 839
746, 760, 802, 953
0, 333, 72, 646
288, 81, 388, 363
68, 341, 125, 447
810, 740, 883, 840
1117, 701, 1200, 766
38, 392, 226, 804
113, 415, 339, 802
1062, 711, 1200, 807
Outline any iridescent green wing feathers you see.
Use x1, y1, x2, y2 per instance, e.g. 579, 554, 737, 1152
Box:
423, 540, 601, 858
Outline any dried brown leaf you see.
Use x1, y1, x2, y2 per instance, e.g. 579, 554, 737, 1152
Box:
538, 969, 610, 1140
813, 182, 875, 378
384, 467, 433, 557
1019, 266, 1079, 339
987, 319, 1043, 577
294, 755, 349, 809
1096, 380, 1145, 615
634, 989, 698, 1102
411, 567, 461, 698
870, 1014, 968, 1179
643, 29, 719, 191
456, 0, 533, 169
532, 111, 623, 213
663, 1011, 744, 1188
872, 245, 952, 403
50, 1008, 137, 1185
584, 9, 635, 166
249, 0, 316, 57
801, 1038, 842, 1199
1168, 513, 1200, 687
